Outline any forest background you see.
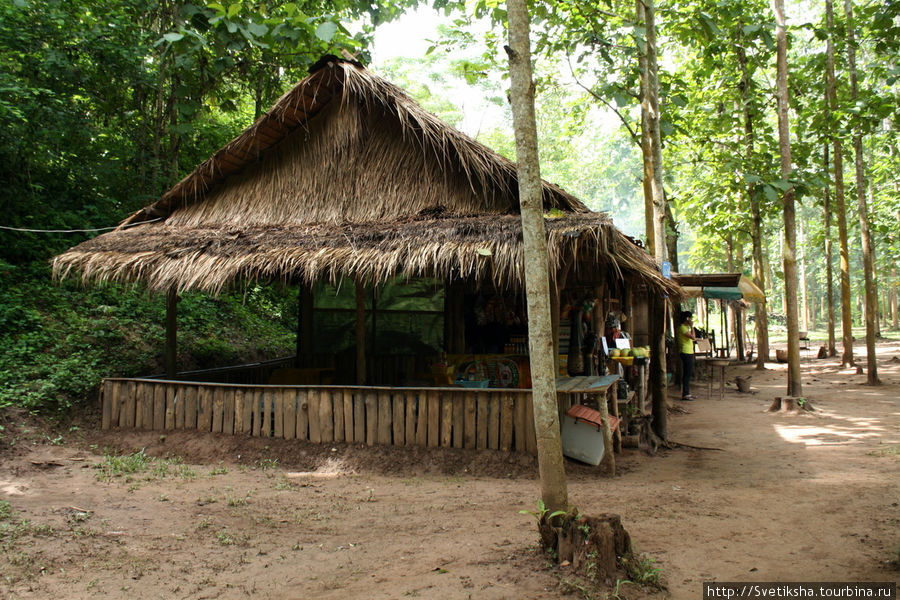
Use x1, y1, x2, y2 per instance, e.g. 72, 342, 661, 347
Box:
0, 0, 897, 416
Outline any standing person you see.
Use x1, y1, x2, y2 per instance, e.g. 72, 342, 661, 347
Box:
677, 310, 697, 400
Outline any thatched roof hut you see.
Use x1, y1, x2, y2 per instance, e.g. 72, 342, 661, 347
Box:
53, 56, 675, 297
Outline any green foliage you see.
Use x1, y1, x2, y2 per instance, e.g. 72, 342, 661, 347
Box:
621, 552, 662, 588
0, 263, 296, 414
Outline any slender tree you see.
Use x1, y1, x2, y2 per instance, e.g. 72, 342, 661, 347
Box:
772, 0, 802, 397
506, 0, 568, 512
825, 0, 855, 368
823, 145, 837, 356
843, 0, 880, 384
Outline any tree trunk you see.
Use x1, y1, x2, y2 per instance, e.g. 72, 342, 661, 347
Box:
637, 0, 669, 440
506, 0, 568, 512
740, 40, 770, 366
843, 0, 880, 385
825, 0, 855, 368
824, 146, 837, 355
772, 0, 802, 397
891, 266, 899, 331
800, 221, 809, 333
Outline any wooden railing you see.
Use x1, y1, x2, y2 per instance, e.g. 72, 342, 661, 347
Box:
100, 379, 538, 454
145, 357, 296, 384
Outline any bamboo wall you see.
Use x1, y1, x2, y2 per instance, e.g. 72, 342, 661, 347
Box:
100, 379, 538, 454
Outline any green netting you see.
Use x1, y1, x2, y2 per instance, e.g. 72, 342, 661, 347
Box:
312, 278, 445, 355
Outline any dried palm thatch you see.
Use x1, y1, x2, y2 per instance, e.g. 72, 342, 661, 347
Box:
53, 56, 677, 297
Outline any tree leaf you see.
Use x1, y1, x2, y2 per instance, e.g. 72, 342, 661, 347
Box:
315, 21, 338, 42
227, 3, 242, 18
476, 248, 492, 256
163, 32, 184, 43
247, 22, 268, 37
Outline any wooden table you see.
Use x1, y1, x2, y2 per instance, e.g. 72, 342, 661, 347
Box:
703, 358, 736, 401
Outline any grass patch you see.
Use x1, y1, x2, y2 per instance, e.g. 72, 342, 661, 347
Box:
94, 448, 196, 485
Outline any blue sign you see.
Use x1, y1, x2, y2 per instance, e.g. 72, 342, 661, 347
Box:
662, 261, 671, 279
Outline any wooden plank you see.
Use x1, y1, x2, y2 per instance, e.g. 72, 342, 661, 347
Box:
393, 394, 405, 447
273, 390, 284, 439
262, 391, 273, 437
175, 385, 185, 429
233, 389, 244, 434
353, 392, 365, 443
200, 386, 214, 432
514, 393, 527, 452
405, 392, 417, 446
222, 388, 235, 435
118, 382, 131, 428
342, 391, 354, 442
333, 392, 344, 443
488, 393, 501, 450
296, 390, 310, 441
283, 389, 297, 440
140, 383, 153, 429
241, 389, 253, 435
153, 384, 166, 430
377, 392, 392, 445
211, 388, 224, 434
365, 392, 377, 446
476, 393, 488, 450
308, 390, 321, 443
319, 390, 334, 442
415, 393, 428, 447
500, 393, 515, 452
525, 395, 537, 455
452, 392, 464, 449
111, 382, 124, 428
100, 381, 116, 429
427, 391, 440, 447
464, 393, 477, 449
101, 384, 112, 430
165, 386, 176, 430
252, 390, 262, 437
183, 386, 197, 430
133, 383, 144, 429
440, 393, 453, 448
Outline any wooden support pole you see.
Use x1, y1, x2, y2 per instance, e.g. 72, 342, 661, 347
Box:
296, 285, 314, 367
165, 287, 178, 379
355, 278, 366, 385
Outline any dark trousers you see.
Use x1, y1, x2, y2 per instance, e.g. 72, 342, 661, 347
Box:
681, 353, 695, 397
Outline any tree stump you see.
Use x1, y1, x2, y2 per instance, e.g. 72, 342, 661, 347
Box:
767, 396, 813, 413
538, 511, 631, 580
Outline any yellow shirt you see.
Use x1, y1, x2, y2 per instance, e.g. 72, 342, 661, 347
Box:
677, 323, 694, 354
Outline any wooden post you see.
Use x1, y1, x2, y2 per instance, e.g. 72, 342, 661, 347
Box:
355, 278, 367, 384
165, 287, 178, 378
296, 285, 314, 367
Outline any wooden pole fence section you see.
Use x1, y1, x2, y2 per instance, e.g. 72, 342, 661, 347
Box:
99, 379, 540, 454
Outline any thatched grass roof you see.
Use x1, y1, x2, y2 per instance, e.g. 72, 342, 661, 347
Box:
54, 56, 677, 296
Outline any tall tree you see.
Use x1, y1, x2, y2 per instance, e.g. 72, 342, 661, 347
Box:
824, 0, 855, 368
823, 144, 837, 356
772, 0, 802, 397
843, 0, 880, 385
505, 0, 568, 513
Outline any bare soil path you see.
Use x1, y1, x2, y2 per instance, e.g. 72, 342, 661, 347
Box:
2, 340, 898, 599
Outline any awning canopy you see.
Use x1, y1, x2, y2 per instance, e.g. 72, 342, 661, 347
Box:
675, 273, 765, 304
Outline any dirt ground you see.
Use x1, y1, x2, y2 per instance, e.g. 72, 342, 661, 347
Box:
2, 339, 898, 600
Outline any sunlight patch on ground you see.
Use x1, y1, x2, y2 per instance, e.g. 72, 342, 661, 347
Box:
773, 423, 886, 446
0, 480, 28, 495
285, 457, 351, 479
